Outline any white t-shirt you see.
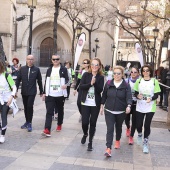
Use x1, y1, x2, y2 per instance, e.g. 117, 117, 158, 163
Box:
82, 86, 96, 106
129, 80, 137, 101
136, 79, 154, 113
0, 74, 12, 103
49, 67, 63, 97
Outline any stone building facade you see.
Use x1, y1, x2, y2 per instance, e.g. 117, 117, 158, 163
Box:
0, 0, 116, 67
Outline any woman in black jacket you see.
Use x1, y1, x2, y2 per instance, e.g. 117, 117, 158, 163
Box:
79, 58, 104, 151
100, 66, 132, 157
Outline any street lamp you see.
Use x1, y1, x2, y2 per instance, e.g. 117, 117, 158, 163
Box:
76, 24, 83, 38
117, 51, 121, 65
146, 39, 150, 63
152, 27, 159, 69
111, 44, 116, 67
27, 0, 37, 55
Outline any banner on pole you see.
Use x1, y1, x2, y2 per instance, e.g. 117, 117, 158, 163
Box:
74, 33, 86, 71
135, 42, 144, 67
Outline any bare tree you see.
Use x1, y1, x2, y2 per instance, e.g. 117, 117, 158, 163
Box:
105, 0, 169, 69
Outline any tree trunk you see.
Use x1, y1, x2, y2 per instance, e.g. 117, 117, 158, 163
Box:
72, 22, 75, 68
89, 31, 91, 59
0, 36, 6, 64
53, 0, 61, 54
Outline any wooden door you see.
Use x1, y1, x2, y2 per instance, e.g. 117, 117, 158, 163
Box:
40, 37, 53, 67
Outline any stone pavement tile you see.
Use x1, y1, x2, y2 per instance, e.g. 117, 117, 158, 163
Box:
0, 130, 40, 152
114, 162, 133, 170
27, 142, 67, 157
133, 164, 153, 170
0, 149, 23, 158
154, 167, 170, 170
74, 158, 95, 167
5, 152, 57, 170
49, 163, 108, 170
4, 165, 42, 170
150, 145, 170, 167
56, 156, 77, 164
93, 160, 114, 169
0, 156, 16, 170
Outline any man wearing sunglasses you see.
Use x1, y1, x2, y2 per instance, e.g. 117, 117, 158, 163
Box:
42, 54, 69, 137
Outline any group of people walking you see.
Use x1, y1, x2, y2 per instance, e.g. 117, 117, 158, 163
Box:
0, 55, 161, 158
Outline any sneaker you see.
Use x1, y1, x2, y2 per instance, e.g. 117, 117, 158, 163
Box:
78, 115, 82, 123
143, 143, 149, 154
56, 125, 62, 132
87, 143, 93, 151
129, 136, 134, 145
21, 122, 28, 129
42, 128, 51, 137
137, 136, 142, 145
114, 140, 120, 149
126, 128, 130, 137
104, 148, 112, 157
81, 135, 87, 144
27, 123, 32, 132
0, 135, 5, 143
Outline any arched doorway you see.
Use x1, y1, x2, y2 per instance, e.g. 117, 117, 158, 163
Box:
40, 37, 53, 67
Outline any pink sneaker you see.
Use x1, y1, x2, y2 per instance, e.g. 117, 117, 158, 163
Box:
126, 128, 130, 137
42, 128, 51, 137
129, 136, 134, 145
114, 140, 120, 149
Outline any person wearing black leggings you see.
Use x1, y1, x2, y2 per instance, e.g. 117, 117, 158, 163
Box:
125, 67, 139, 145
79, 58, 104, 151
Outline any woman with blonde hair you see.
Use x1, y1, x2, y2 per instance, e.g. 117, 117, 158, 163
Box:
100, 65, 132, 157
79, 58, 104, 151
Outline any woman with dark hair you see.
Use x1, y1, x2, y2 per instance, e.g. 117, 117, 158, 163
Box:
125, 67, 140, 145
11, 57, 20, 83
134, 65, 161, 154
79, 58, 104, 151
0, 61, 17, 143
73, 59, 90, 122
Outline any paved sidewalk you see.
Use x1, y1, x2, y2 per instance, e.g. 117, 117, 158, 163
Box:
0, 87, 170, 170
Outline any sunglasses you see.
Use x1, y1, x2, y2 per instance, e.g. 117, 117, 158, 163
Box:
91, 63, 99, 67
143, 69, 149, 72
113, 72, 121, 75
52, 58, 60, 61
131, 71, 138, 74
82, 62, 88, 64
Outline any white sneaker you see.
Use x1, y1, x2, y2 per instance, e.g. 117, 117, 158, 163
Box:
137, 136, 142, 145
143, 143, 149, 154
0, 135, 5, 143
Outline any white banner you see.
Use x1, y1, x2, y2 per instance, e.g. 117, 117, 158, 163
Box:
74, 33, 86, 71
135, 42, 144, 67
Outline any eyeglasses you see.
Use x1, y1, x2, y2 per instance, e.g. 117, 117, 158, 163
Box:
82, 62, 88, 64
142, 69, 149, 72
131, 71, 138, 74
91, 63, 99, 67
113, 72, 121, 75
52, 58, 60, 61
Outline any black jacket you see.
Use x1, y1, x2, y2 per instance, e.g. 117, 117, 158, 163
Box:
16, 65, 43, 95
79, 72, 104, 107
101, 79, 132, 111
43, 65, 69, 94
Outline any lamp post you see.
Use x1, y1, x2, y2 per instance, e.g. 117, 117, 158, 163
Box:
111, 44, 116, 67
146, 39, 150, 63
76, 24, 83, 38
27, 0, 37, 55
152, 27, 159, 69
117, 51, 121, 65
94, 38, 99, 58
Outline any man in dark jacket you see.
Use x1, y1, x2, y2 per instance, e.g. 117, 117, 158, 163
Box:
16, 55, 43, 132
42, 54, 69, 137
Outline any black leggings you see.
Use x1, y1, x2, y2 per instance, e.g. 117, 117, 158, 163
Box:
136, 111, 154, 139
66, 85, 71, 99
125, 105, 137, 137
81, 105, 100, 142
